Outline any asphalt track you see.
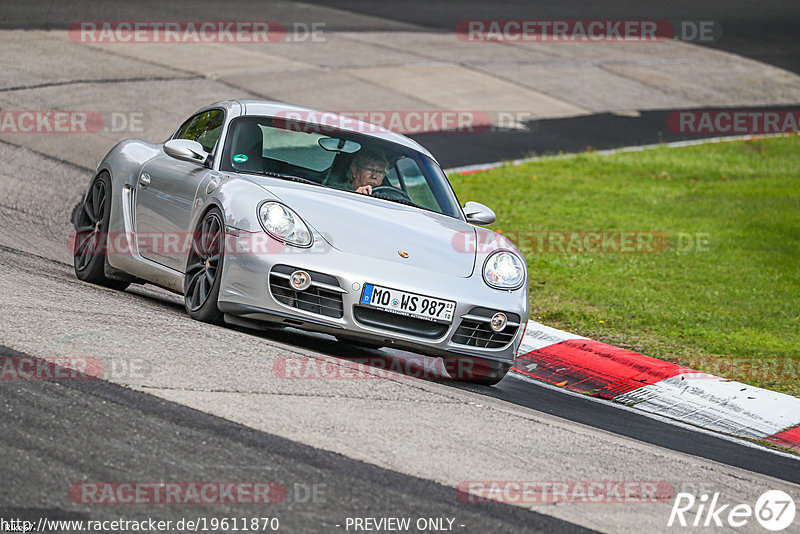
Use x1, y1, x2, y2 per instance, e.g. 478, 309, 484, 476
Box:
305, 0, 800, 165
414, 105, 800, 168
4, 0, 798, 74
0, 345, 593, 534
1, 1, 799, 533
2, 0, 799, 167
226, 329, 800, 485
301, 1, 800, 74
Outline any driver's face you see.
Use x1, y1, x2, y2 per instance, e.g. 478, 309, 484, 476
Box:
353, 162, 386, 189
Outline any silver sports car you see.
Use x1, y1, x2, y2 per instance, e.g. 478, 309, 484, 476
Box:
72, 100, 528, 384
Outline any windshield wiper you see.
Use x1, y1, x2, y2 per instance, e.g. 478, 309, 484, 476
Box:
262, 171, 322, 187
251, 170, 425, 210
373, 195, 420, 209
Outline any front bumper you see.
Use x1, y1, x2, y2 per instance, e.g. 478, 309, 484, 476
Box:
217, 231, 529, 363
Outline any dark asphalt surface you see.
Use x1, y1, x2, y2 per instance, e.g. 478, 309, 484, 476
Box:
492, 374, 800, 485
239, 327, 800, 486
2, 1, 798, 167
0, 345, 595, 534
4, 0, 798, 75
309, 0, 800, 167
304, 0, 800, 74
414, 105, 800, 169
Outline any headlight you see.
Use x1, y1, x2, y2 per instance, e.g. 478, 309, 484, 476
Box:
258, 202, 312, 247
482, 251, 525, 290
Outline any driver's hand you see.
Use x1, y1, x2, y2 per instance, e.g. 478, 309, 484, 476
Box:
355, 185, 373, 195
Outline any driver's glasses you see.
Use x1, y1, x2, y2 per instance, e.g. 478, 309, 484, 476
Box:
358, 165, 386, 177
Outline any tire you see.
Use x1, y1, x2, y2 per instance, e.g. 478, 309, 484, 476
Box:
184, 208, 225, 325
443, 355, 511, 386
73, 172, 130, 291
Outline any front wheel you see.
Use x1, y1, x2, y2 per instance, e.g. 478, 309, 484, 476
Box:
443, 355, 511, 385
184, 208, 225, 325
73, 172, 130, 290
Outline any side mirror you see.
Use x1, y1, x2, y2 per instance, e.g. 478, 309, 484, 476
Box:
463, 201, 496, 225
164, 139, 209, 165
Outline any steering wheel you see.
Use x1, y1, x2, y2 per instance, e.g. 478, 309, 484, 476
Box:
371, 186, 413, 202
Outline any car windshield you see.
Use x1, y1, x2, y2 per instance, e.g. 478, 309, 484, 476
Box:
220, 116, 463, 219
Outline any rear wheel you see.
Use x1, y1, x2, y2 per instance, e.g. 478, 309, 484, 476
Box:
184, 208, 225, 324
443, 355, 511, 385
73, 173, 130, 290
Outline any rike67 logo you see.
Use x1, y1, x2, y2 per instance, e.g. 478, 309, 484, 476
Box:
668, 490, 796, 531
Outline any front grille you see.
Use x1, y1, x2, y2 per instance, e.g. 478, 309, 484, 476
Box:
452, 307, 520, 348
353, 307, 449, 339
269, 265, 344, 318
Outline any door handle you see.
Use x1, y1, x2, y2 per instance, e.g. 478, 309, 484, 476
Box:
140, 173, 151, 188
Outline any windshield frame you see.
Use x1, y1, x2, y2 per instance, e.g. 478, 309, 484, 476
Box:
219, 115, 465, 221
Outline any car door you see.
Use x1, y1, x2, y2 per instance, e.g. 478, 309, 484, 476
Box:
135, 109, 224, 271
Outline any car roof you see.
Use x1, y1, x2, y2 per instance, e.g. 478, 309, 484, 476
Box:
197, 99, 437, 161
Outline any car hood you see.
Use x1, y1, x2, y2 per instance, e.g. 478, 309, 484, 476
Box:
244, 176, 477, 277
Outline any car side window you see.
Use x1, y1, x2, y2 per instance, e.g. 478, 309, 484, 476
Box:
384, 165, 402, 188
175, 110, 225, 153
395, 157, 439, 211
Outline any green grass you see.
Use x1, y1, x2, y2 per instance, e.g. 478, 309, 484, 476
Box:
450, 135, 800, 398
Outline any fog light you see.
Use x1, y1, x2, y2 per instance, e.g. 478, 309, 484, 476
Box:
290, 270, 311, 291
490, 312, 507, 332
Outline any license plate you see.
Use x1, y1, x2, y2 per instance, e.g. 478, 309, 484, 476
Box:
360, 283, 456, 324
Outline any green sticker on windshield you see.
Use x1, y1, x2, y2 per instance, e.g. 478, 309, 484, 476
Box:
233, 154, 248, 163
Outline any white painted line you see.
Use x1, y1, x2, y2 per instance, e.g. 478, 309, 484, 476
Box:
509, 371, 800, 461
616, 375, 800, 440
519, 320, 585, 352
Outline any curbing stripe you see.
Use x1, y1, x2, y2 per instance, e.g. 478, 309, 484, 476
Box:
514, 320, 800, 449
514, 338, 697, 398
766, 426, 800, 452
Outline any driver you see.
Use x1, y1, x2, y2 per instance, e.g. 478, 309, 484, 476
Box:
347, 148, 390, 195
